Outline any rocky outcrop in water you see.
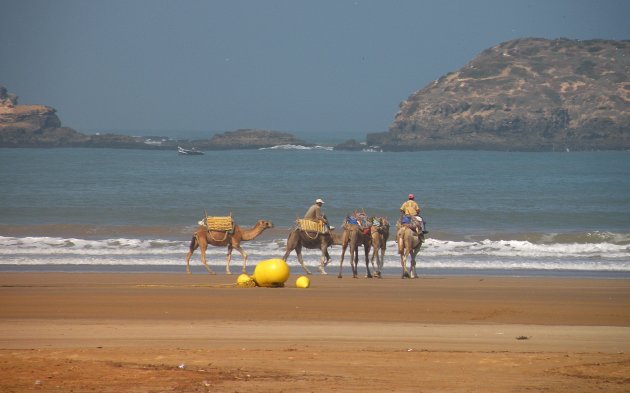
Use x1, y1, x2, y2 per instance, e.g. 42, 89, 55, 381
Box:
0, 85, 85, 147
368, 38, 630, 151
0, 85, 144, 148
197, 129, 310, 150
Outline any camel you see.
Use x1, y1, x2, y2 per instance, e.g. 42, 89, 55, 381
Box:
338, 222, 373, 278
396, 225, 424, 279
282, 228, 343, 275
369, 217, 390, 278
185, 219, 273, 275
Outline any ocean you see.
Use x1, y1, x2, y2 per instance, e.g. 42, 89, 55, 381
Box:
1, 147, 629, 277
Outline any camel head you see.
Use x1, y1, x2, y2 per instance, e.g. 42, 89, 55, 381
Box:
256, 219, 273, 229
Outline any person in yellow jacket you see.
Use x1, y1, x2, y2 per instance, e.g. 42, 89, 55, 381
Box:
399, 194, 427, 234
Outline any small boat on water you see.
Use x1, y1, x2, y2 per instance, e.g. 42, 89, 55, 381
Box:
177, 146, 204, 155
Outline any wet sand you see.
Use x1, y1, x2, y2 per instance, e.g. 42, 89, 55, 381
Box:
1, 272, 629, 392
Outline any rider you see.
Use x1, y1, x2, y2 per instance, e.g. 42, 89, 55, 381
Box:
304, 198, 333, 232
399, 194, 427, 234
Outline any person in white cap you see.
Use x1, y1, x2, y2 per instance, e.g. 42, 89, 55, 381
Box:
304, 198, 332, 231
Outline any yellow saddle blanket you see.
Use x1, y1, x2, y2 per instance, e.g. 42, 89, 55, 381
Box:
296, 219, 325, 233
202, 216, 234, 231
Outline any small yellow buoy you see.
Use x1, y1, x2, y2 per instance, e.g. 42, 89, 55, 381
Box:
251, 258, 290, 287
295, 275, 310, 288
236, 273, 255, 287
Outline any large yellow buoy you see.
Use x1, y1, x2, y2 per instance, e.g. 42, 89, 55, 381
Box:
251, 258, 290, 287
295, 275, 310, 288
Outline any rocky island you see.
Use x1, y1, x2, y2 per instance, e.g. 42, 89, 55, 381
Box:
367, 38, 630, 151
193, 129, 310, 150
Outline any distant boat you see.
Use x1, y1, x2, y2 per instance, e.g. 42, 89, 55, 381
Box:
177, 146, 204, 155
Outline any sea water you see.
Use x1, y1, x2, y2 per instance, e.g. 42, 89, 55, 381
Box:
1, 147, 629, 277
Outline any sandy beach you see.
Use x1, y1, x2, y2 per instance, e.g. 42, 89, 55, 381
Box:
1, 272, 629, 392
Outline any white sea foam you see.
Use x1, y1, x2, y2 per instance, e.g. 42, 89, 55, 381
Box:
1, 235, 628, 272
259, 144, 333, 151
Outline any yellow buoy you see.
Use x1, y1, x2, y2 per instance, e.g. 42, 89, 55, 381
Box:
295, 275, 310, 288
237, 273, 251, 284
236, 273, 255, 287
251, 258, 290, 287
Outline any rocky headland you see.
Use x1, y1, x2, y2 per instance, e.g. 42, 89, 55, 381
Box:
0, 86, 308, 150
0, 86, 146, 148
367, 38, 630, 151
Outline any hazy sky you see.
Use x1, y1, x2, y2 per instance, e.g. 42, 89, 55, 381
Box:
1, 0, 629, 139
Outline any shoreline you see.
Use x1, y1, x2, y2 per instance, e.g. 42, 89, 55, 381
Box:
2, 273, 630, 392
2, 264, 630, 279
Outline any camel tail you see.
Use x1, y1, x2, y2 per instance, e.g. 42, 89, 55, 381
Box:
397, 235, 404, 255
189, 233, 199, 252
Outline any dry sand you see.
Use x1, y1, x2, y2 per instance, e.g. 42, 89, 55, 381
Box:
1, 272, 629, 392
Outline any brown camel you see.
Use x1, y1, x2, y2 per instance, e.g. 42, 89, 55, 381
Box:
338, 222, 373, 278
185, 219, 273, 275
369, 217, 390, 278
282, 228, 343, 275
396, 225, 424, 279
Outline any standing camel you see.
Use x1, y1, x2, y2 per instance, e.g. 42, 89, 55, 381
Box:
338, 222, 372, 278
185, 219, 273, 275
396, 226, 424, 279
282, 228, 343, 275
369, 218, 390, 278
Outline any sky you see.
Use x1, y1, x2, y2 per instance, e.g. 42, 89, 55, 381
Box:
1, 0, 629, 141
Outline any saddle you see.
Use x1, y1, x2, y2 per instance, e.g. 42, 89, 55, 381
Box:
369, 217, 388, 234
200, 214, 234, 232
344, 211, 371, 235
400, 215, 419, 229
296, 218, 326, 234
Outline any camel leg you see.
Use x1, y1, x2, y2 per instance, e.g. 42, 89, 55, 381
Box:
371, 245, 381, 278
399, 243, 410, 279
378, 246, 386, 274
348, 244, 357, 278
185, 235, 198, 274
369, 243, 378, 275
295, 244, 312, 275
225, 245, 233, 274
400, 251, 410, 279
323, 249, 331, 267
281, 246, 292, 262
410, 255, 418, 279
398, 233, 411, 279
199, 241, 216, 275
364, 243, 372, 278
233, 245, 248, 274
185, 251, 193, 274
318, 244, 328, 275
338, 244, 347, 278
373, 241, 384, 278
410, 248, 419, 279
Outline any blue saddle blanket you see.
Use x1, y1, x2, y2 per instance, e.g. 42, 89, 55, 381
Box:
346, 216, 359, 225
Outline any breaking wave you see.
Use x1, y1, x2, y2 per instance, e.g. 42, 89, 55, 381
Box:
1, 234, 628, 274
259, 144, 333, 151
